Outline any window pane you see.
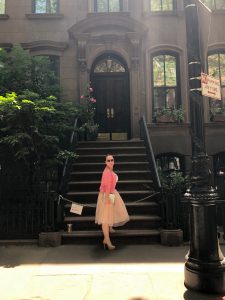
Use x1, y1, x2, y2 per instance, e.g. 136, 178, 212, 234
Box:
219, 54, 225, 85
153, 88, 166, 108
109, 0, 121, 12
50, 0, 58, 13
215, 0, 225, 9
202, 0, 214, 9
166, 88, 176, 107
208, 54, 219, 78
162, 0, 173, 10
0, 0, 5, 14
165, 55, 177, 86
35, 0, 46, 13
96, 0, 108, 12
221, 87, 225, 104
150, 0, 161, 11
153, 55, 165, 87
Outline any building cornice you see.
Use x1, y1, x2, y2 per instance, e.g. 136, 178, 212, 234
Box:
21, 40, 68, 52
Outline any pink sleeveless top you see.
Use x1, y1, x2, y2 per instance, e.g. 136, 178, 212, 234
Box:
99, 168, 118, 194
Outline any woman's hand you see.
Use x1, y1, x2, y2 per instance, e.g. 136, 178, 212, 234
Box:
105, 193, 111, 205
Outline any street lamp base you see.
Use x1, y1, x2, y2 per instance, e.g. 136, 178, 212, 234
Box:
184, 262, 225, 294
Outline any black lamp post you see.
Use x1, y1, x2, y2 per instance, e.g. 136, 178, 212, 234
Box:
184, 0, 225, 294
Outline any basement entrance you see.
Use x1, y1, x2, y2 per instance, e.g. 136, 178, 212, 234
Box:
91, 53, 130, 140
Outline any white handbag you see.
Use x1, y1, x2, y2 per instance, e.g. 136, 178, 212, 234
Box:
109, 193, 115, 204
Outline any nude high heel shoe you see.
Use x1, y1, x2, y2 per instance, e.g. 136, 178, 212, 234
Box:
103, 240, 115, 250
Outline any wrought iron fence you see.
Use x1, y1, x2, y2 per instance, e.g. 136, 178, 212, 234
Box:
0, 169, 58, 239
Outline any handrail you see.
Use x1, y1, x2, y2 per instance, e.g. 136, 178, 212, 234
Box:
59, 117, 79, 196
139, 115, 161, 190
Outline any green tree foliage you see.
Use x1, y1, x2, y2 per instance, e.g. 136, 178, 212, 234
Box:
0, 92, 78, 179
0, 45, 60, 97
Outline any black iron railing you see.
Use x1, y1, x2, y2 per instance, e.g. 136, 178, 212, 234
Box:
139, 115, 161, 190
0, 172, 57, 239
57, 117, 80, 225
59, 117, 79, 196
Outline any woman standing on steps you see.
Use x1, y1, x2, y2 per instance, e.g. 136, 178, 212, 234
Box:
95, 154, 129, 250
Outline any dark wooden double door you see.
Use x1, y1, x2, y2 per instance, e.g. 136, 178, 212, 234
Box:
92, 73, 130, 140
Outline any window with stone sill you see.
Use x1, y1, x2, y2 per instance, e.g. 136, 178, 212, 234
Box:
0, 0, 5, 14
202, 0, 225, 9
32, 0, 59, 14
94, 0, 123, 12
208, 52, 225, 113
152, 53, 180, 112
150, 0, 177, 11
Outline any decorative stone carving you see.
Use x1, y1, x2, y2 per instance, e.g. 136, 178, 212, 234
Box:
127, 33, 140, 70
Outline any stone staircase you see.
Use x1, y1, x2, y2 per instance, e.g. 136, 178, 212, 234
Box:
61, 140, 162, 244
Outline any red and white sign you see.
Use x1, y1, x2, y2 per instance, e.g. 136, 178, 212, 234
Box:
201, 72, 221, 100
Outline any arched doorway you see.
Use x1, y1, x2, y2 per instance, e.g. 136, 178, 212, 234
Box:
91, 53, 130, 140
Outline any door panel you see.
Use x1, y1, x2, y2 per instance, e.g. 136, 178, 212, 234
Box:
92, 73, 130, 139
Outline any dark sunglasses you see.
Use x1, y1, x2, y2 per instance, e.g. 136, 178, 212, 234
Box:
107, 159, 114, 162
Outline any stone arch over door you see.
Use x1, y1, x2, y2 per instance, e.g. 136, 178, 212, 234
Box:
68, 13, 148, 138
91, 52, 130, 140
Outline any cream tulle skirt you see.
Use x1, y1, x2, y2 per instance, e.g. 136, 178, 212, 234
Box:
95, 190, 129, 227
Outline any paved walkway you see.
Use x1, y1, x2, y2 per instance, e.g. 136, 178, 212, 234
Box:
0, 243, 225, 300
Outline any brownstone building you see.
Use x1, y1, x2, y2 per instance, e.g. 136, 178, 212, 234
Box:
0, 0, 225, 179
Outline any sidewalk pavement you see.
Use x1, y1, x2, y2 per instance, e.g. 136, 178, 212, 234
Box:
0, 243, 225, 300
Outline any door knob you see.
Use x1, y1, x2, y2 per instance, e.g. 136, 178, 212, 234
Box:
111, 108, 114, 119
107, 108, 110, 118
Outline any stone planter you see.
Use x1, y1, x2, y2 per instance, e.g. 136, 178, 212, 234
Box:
212, 114, 225, 122
39, 232, 62, 247
160, 229, 183, 246
156, 115, 175, 123
86, 131, 98, 141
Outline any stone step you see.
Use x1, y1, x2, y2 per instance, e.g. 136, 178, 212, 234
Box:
76, 154, 148, 163
64, 201, 160, 216
72, 162, 150, 172
69, 170, 152, 181
77, 140, 145, 148
65, 190, 155, 202
64, 215, 161, 230
61, 229, 160, 244
76, 147, 146, 155
68, 180, 153, 192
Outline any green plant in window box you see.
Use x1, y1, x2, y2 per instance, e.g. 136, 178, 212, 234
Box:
154, 106, 184, 123
210, 107, 225, 122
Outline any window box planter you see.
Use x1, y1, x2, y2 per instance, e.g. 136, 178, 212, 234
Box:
154, 107, 184, 124
155, 115, 175, 123
212, 114, 225, 122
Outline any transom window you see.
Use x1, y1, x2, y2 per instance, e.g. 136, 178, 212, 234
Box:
94, 56, 126, 73
94, 0, 123, 12
152, 53, 180, 111
33, 0, 59, 14
150, 0, 176, 11
202, 0, 225, 9
208, 52, 225, 110
0, 0, 5, 14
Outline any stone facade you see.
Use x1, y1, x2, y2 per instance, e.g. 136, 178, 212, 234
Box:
0, 0, 225, 175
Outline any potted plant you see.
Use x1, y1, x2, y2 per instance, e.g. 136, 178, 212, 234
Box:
82, 121, 99, 141
154, 106, 185, 123
77, 83, 99, 140
159, 170, 188, 246
210, 107, 225, 122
